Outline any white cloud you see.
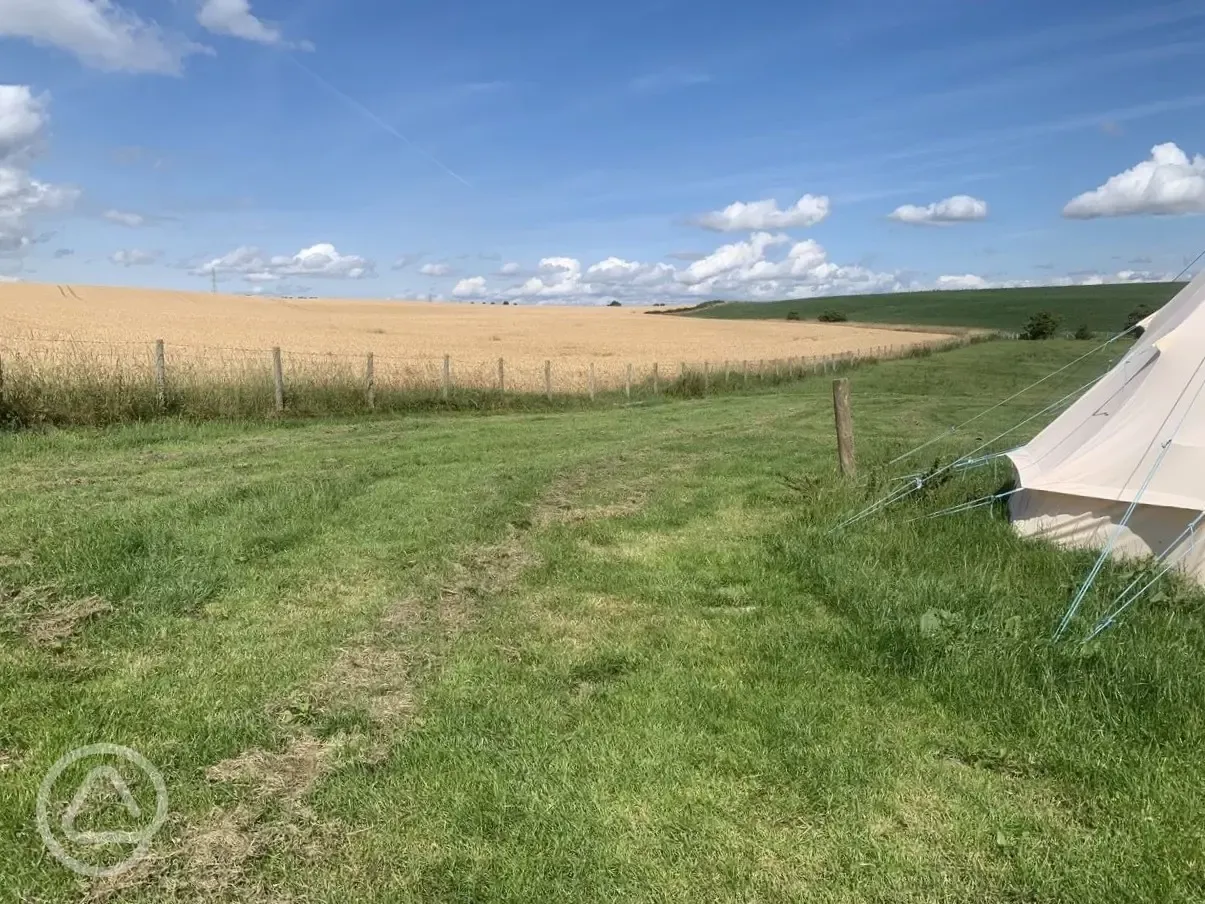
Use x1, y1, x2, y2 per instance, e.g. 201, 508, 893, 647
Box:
585, 257, 676, 286
0, 87, 78, 255
935, 274, 990, 290
927, 270, 1173, 293
391, 253, 420, 270
0, 167, 78, 253
698, 194, 830, 232
0, 273, 21, 282
103, 208, 145, 227
419, 262, 452, 277
452, 276, 487, 297
499, 261, 521, 275
0, 0, 208, 75
509, 257, 587, 299
197, 0, 298, 47
193, 244, 263, 275
0, 85, 46, 162
445, 233, 901, 305
110, 248, 160, 266
281, 243, 372, 279
443, 230, 1179, 306
889, 195, 988, 225
677, 232, 790, 285
193, 242, 375, 282
1063, 142, 1205, 218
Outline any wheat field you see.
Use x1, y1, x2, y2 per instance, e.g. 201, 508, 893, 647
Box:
0, 282, 965, 424
0, 282, 953, 390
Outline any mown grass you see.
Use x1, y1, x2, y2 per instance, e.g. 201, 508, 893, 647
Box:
683, 282, 1182, 333
2, 339, 1203, 902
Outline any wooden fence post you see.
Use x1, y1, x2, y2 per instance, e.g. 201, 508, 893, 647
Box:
365, 352, 375, 410
442, 354, 451, 401
272, 347, 284, 413
154, 339, 166, 410
742, 359, 748, 386
833, 378, 856, 478
653, 362, 659, 395
625, 363, 632, 401
545, 360, 552, 401
703, 361, 710, 392
588, 362, 596, 401
498, 357, 505, 394
724, 360, 730, 385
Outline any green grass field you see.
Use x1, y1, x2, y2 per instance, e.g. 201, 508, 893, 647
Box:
680, 282, 1182, 333
3, 340, 1204, 902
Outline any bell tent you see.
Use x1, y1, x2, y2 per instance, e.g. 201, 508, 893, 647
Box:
1008, 272, 1205, 583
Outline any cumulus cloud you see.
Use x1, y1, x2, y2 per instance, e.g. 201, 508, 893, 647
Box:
586, 257, 675, 286
511, 257, 586, 299
0, 85, 46, 162
419, 262, 452, 277
1063, 142, 1205, 218
192, 243, 376, 283
698, 195, 830, 232
103, 209, 145, 227
391, 253, 421, 270
498, 261, 521, 275
928, 270, 1172, 292
0, 86, 78, 255
0, 0, 209, 75
196, 0, 305, 47
446, 232, 902, 305
677, 232, 790, 285
452, 276, 487, 297
889, 195, 988, 225
285, 243, 372, 278
110, 248, 160, 266
935, 274, 990, 290
0, 273, 20, 282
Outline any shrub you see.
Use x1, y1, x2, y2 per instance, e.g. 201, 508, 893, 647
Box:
818, 310, 848, 323
608, 300, 622, 307
1021, 311, 1060, 340
786, 311, 801, 321
1073, 324, 1094, 340
1125, 304, 1155, 337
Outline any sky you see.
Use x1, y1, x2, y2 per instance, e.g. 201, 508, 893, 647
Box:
1, 0, 1204, 304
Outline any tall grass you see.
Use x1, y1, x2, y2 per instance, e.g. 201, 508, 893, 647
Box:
0, 334, 986, 428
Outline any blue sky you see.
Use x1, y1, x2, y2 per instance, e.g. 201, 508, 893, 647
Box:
1, 0, 1204, 303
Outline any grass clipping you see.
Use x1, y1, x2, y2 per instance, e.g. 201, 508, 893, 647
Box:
0, 582, 111, 648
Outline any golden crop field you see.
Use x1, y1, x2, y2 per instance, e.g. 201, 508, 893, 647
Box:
0, 282, 953, 394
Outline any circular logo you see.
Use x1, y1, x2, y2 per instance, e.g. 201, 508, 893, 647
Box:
36, 744, 169, 878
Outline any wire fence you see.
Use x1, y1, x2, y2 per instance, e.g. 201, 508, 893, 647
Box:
0, 333, 979, 428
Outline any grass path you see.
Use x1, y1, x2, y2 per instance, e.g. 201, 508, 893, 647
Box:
2, 340, 1204, 901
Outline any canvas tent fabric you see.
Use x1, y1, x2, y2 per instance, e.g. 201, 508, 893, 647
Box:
1008, 272, 1205, 581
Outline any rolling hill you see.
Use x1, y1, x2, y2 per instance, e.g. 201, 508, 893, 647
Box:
678, 282, 1183, 333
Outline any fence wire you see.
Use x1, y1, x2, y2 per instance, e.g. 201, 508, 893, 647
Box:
0, 334, 972, 426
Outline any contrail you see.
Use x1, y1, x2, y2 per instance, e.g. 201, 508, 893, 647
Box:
286, 55, 471, 188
